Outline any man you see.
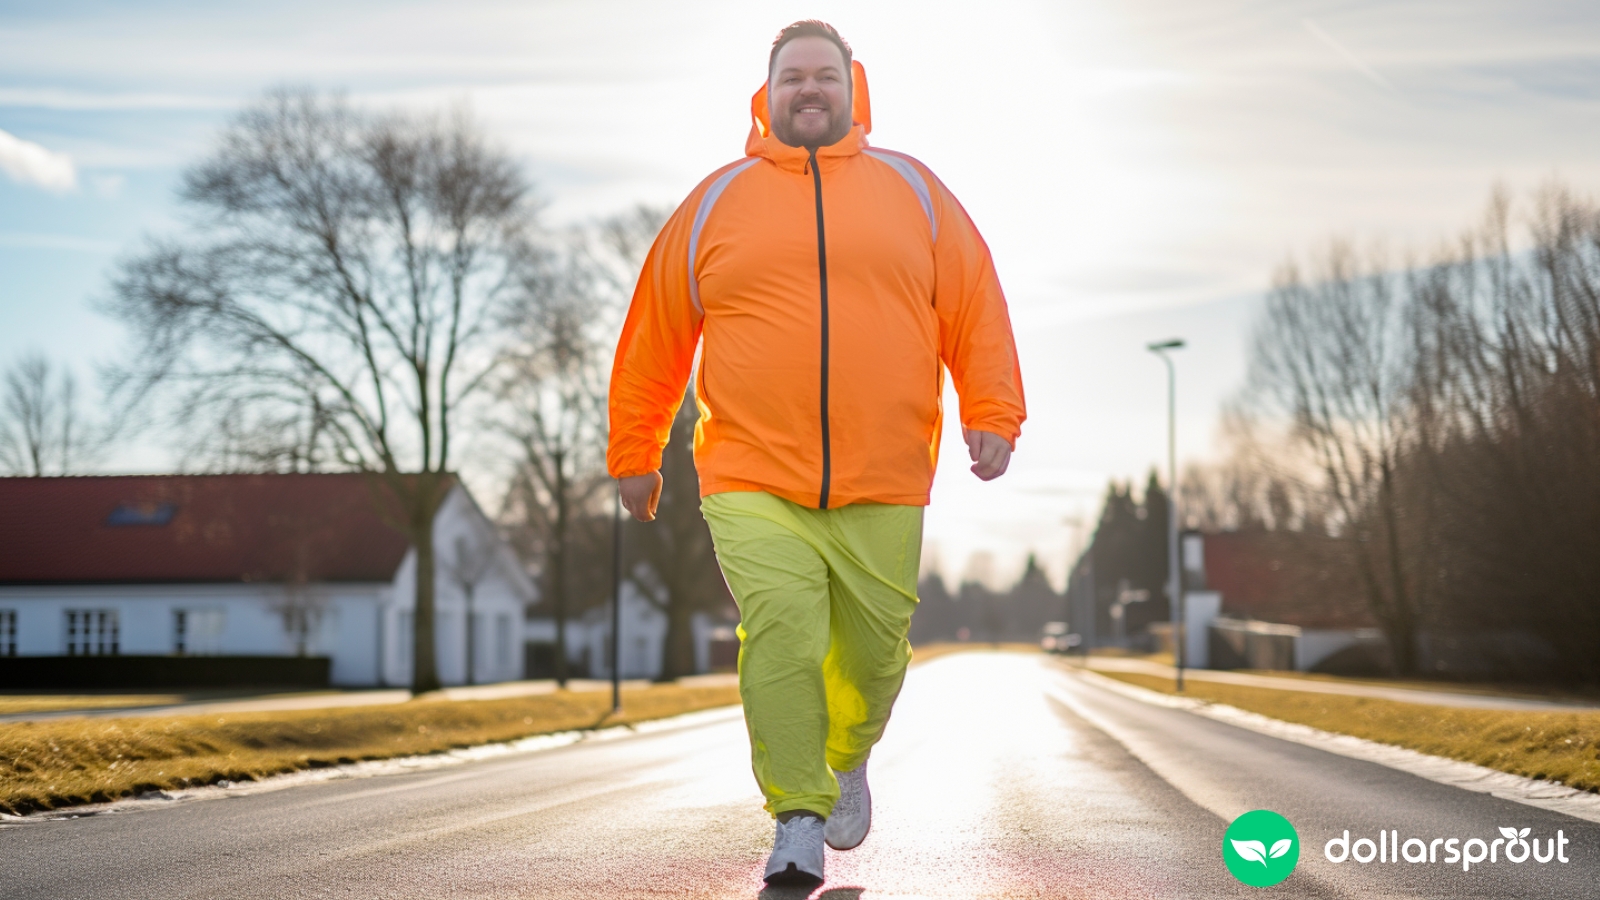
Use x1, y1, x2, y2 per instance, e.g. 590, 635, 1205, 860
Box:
608, 20, 1025, 886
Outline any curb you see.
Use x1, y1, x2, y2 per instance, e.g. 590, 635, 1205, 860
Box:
1058, 667, 1600, 826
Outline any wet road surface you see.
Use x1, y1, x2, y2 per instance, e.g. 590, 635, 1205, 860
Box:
0, 652, 1592, 898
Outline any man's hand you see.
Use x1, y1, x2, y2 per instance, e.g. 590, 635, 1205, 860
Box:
619, 471, 664, 522
964, 429, 1012, 481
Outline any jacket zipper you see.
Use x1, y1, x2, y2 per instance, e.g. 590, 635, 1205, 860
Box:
808, 149, 832, 509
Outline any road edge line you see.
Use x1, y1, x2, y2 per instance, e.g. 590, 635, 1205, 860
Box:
1061, 666, 1600, 826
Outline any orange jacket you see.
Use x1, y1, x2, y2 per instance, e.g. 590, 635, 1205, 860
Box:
608, 62, 1026, 509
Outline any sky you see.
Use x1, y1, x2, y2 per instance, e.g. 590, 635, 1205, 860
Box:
3, 0, 1599, 589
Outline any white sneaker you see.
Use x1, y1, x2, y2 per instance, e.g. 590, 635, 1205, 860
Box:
764, 814, 825, 885
824, 762, 871, 850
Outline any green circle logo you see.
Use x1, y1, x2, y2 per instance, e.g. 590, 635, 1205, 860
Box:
1222, 810, 1300, 887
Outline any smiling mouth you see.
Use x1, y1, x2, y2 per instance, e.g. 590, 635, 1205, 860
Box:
796, 106, 828, 115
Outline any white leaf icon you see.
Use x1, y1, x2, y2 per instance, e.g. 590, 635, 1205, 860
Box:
1519, 828, 1530, 838
1232, 840, 1269, 866
1499, 827, 1519, 840
1269, 839, 1293, 859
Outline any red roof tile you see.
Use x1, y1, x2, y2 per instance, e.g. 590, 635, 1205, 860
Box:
0, 474, 415, 585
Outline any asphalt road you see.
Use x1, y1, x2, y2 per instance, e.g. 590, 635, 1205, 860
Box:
1, 653, 1593, 899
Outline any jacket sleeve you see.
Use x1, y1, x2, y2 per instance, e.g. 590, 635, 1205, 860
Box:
926, 169, 1027, 447
607, 188, 705, 479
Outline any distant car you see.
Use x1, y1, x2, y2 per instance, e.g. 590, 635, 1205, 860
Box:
1040, 621, 1082, 654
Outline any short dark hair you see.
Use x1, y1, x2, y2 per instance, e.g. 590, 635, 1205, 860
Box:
768, 20, 852, 78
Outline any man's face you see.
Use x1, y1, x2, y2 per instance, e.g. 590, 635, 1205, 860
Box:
768, 36, 852, 149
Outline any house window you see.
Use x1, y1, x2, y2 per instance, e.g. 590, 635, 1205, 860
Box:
0, 610, 16, 657
65, 609, 119, 656
174, 609, 226, 655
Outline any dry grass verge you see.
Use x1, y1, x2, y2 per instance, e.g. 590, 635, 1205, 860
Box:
1223, 668, 1600, 704
0, 694, 190, 715
0, 682, 738, 816
1096, 670, 1600, 793
0, 688, 351, 716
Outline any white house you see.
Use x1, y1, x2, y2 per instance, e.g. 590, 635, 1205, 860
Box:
525, 580, 740, 680
0, 474, 532, 688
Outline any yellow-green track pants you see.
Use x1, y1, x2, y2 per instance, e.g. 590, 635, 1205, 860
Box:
701, 490, 923, 818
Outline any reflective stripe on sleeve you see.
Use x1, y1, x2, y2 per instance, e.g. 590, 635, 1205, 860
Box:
862, 149, 937, 242
688, 159, 760, 314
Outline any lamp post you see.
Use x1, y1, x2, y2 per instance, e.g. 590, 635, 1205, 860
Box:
1147, 338, 1185, 692
611, 485, 623, 714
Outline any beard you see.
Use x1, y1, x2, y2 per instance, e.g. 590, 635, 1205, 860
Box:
769, 94, 853, 149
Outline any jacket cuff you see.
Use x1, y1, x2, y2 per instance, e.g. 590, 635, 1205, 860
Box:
608, 446, 665, 480
962, 417, 1019, 448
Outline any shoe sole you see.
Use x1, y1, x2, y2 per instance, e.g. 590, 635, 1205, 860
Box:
763, 863, 823, 886
824, 824, 868, 852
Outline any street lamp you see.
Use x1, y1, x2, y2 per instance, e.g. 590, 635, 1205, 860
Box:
1147, 338, 1185, 692
611, 486, 623, 714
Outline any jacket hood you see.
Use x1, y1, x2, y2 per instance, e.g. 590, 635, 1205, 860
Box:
746, 59, 872, 170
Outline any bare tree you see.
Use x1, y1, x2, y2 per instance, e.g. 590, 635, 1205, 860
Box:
198, 388, 335, 473
1226, 181, 1600, 682
1179, 405, 1326, 536
1, 353, 95, 475
500, 206, 671, 683
500, 239, 615, 685
592, 206, 733, 679
624, 385, 731, 680
1247, 242, 1424, 672
104, 89, 537, 693
595, 205, 672, 291
1406, 185, 1600, 680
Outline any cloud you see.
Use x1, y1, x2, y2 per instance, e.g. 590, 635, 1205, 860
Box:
0, 128, 77, 192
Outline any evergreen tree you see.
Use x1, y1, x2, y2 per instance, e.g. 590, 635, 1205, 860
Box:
1134, 470, 1172, 634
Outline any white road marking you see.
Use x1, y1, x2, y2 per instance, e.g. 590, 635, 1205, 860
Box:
1053, 667, 1600, 826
